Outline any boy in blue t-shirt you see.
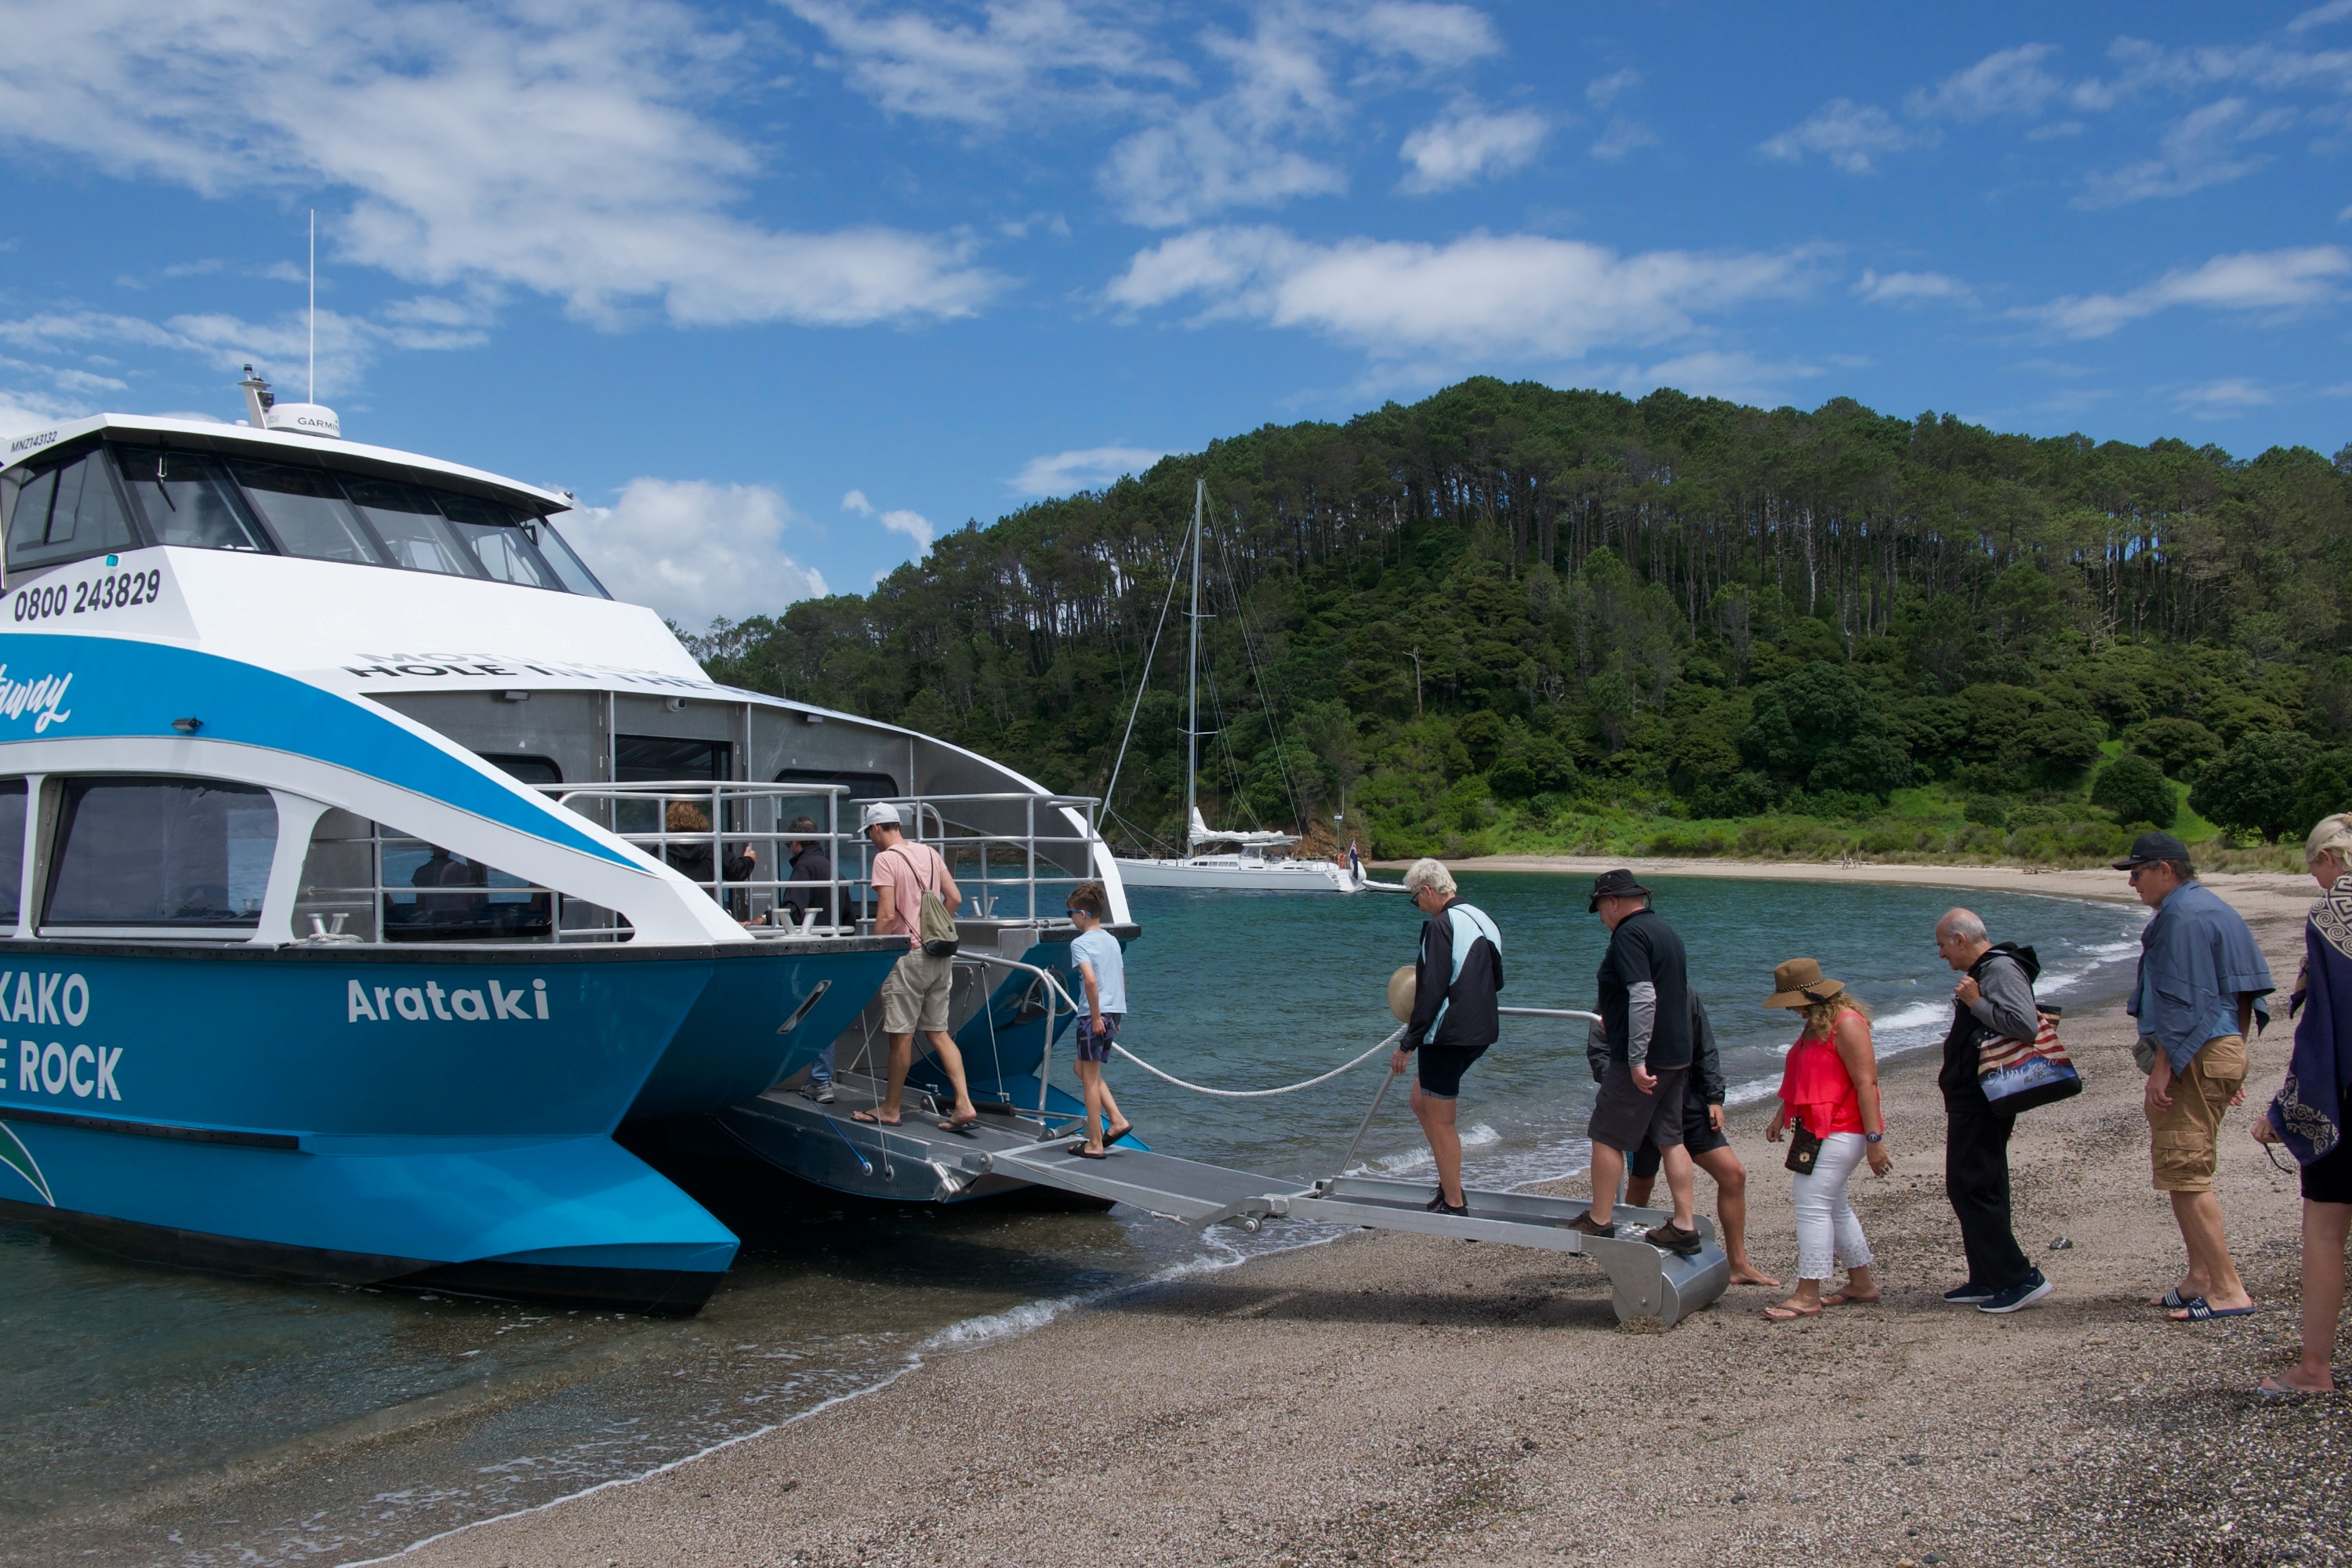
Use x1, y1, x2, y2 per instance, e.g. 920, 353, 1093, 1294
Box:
1065, 881, 1132, 1158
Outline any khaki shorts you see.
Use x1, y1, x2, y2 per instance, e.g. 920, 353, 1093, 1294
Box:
880, 949, 954, 1036
2147, 1033, 2247, 1193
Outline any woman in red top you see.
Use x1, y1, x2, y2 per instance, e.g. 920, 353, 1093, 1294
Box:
1762, 958, 1893, 1321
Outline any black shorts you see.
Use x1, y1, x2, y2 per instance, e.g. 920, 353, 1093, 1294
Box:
1416, 1043, 1487, 1099
2303, 1131, 2352, 1206
1074, 1013, 1121, 1063
1630, 1089, 1729, 1179
1589, 1060, 1690, 1155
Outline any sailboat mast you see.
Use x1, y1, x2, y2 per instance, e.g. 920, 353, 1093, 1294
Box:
1185, 478, 1203, 855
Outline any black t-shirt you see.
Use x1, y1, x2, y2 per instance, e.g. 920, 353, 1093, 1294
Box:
1596, 909, 1693, 1070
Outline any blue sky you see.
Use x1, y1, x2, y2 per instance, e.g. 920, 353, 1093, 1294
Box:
0, 1, 2347, 626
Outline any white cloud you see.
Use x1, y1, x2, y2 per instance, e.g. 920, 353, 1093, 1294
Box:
1758, 99, 1939, 174
564, 478, 826, 626
1586, 67, 1641, 108
1107, 226, 1816, 366
776, 0, 1187, 127
841, 488, 875, 516
1589, 117, 1658, 162
878, 508, 935, 552
2077, 96, 2295, 206
0, 0, 999, 332
2289, 0, 2352, 32
2027, 245, 2350, 336
1855, 269, 1976, 306
2174, 376, 2273, 416
1008, 445, 1169, 495
1907, 44, 2067, 120
1104, 112, 1348, 228
1399, 102, 1548, 193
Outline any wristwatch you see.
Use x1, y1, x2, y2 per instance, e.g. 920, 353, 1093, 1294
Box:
1864, 1132, 1884, 1143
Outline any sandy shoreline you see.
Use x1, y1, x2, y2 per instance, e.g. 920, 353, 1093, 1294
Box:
344, 871, 2350, 1568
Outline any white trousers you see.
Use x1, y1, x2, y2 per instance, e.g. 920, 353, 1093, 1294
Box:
1791, 1131, 1874, 1281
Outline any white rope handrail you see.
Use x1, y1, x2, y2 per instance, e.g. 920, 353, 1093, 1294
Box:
1107, 1027, 1405, 1099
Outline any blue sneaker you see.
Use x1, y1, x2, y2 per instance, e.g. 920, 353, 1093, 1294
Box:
1979, 1272, 2053, 1315
1943, 1281, 1994, 1304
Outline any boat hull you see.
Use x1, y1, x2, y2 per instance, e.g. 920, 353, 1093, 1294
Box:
0, 938, 900, 1311
1116, 857, 1356, 892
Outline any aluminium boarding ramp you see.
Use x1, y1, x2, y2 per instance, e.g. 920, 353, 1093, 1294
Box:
983, 1141, 1731, 1327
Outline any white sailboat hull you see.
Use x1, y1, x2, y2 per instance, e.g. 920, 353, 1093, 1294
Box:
1117, 855, 1362, 893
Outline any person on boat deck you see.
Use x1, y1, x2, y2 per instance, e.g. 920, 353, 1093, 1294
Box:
784, 816, 840, 1104
1603, 992, 1780, 1287
662, 800, 756, 892
2251, 812, 2352, 1396
2118, 829, 2273, 1324
853, 802, 981, 1135
411, 845, 487, 926
1394, 858, 1503, 1217
1064, 880, 1135, 1159
1573, 869, 1705, 1258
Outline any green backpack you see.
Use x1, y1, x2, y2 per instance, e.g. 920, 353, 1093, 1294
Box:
888, 844, 960, 957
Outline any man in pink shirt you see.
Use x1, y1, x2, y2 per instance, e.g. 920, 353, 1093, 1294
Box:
851, 802, 980, 1133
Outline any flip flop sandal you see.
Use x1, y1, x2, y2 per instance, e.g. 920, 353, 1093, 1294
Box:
936, 1118, 980, 1138
2257, 1375, 2328, 1399
1762, 1304, 1822, 1322
851, 1109, 900, 1126
2154, 1287, 2191, 1310
1821, 1292, 1881, 1307
1066, 1143, 1109, 1160
2171, 1298, 2258, 1323
1102, 1123, 1137, 1145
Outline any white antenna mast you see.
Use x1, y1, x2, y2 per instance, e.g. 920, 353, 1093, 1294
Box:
307, 209, 316, 403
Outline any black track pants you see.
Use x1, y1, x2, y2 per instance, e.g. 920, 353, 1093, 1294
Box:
1946, 1105, 2031, 1291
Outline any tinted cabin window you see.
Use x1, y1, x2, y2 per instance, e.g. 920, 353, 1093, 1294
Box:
230, 460, 386, 564
45, 778, 278, 928
530, 521, 611, 598
619, 736, 730, 782
437, 495, 556, 588
0, 779, 24, 924
5, 451, 138, 573
483, 754, 561, 785
343, 477, 483, 578
113, 448, 268, 552
382, 836, 552, 942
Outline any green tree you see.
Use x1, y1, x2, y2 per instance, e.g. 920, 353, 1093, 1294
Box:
2130, 717, 2223, 779
2090, 753, 2176, 829
1741, 661, 1912, 802
2191, 731, 2320, 841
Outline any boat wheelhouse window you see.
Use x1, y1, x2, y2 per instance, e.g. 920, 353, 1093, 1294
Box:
5, 450, 139, 574
528, 520, 612, 598
437, 494, 557, 588
342, 477, 485, 578
0, 779, 24, 925
483, 754, 562, 785
111, 448, 269, 553
43, 778, 277, 930
296, 811, 619, 942
229, 459, 387, 565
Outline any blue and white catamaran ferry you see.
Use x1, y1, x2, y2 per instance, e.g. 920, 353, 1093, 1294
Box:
0, 377, 1129, 1312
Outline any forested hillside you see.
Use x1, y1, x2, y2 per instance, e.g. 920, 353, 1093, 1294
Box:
692, 379, 2352, 866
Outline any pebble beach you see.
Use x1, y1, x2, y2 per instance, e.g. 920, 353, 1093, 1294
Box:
360, 865, 2347, 1568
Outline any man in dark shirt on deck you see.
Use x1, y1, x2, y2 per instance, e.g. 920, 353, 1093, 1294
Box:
1573, 869, 1704, 1256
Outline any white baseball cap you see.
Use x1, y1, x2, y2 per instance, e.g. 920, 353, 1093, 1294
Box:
859, 801, 904, 829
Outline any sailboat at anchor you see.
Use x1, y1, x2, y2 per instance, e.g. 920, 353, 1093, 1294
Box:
1109, 481, 1403, 894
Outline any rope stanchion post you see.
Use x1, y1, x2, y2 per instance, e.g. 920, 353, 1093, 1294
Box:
1334, 1060, 1403, 1179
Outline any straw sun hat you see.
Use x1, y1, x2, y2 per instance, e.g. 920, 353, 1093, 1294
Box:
1388, 965, 1418, 1022
1761, 957, 1846, 1009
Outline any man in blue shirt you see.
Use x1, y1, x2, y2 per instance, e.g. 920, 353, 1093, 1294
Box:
2118, 831, 2274, 1323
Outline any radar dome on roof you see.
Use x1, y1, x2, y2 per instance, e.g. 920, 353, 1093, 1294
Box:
263, 402, 340, 439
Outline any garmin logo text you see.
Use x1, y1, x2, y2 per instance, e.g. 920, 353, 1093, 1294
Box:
7, 429, 60, 456
0, 667, 72, 733
347, 978, 550, 1023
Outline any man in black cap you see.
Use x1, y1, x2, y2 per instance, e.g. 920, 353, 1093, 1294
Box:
1572, 869, 1704, 1255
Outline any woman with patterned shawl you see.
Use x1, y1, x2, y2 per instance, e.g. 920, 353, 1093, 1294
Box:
2252, 812, 2352, 1396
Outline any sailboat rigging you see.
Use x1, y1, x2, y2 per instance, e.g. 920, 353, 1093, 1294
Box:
1108, 480, 1401, 894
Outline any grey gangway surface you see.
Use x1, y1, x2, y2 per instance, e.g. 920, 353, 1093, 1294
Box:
727, 1068, 1733, 1327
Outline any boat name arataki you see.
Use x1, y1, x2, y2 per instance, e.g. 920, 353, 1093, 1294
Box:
347, 977, 552, 1024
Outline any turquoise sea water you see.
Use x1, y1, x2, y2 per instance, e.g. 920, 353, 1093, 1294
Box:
0, 873, 2146, 1566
